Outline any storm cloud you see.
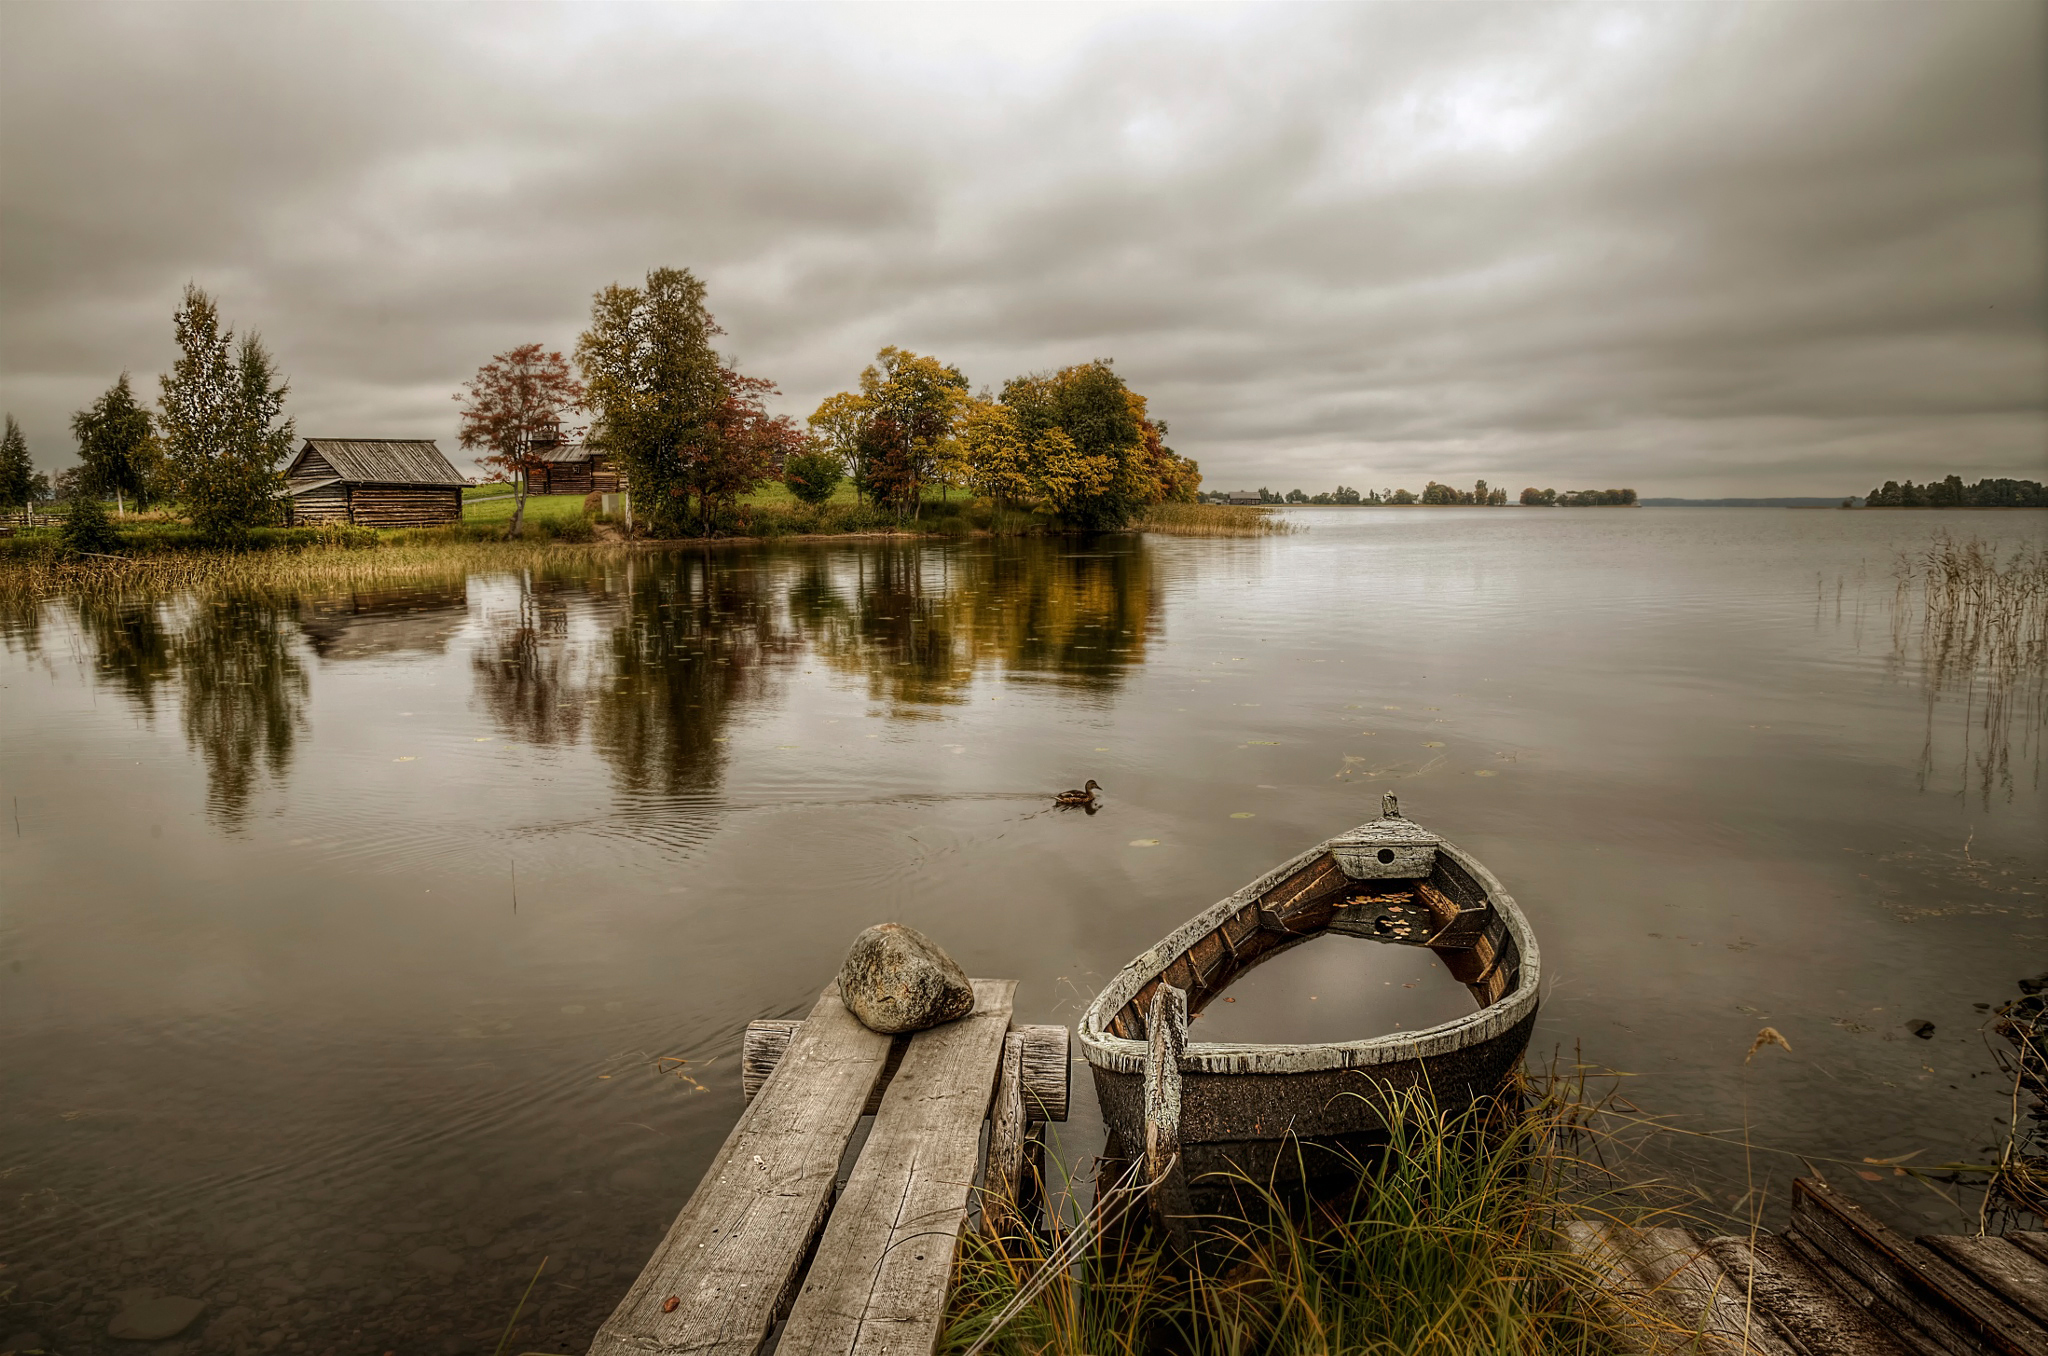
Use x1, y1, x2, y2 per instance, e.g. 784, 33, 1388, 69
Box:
3, 1, 2042, 495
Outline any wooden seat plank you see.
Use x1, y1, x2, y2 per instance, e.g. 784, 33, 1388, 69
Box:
588, 986, 896, 1356
777, 979, 1016, 1356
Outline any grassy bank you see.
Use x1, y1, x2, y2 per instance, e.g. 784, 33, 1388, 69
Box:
0, 498, 1288, 603
943, 1081, 1677, 1356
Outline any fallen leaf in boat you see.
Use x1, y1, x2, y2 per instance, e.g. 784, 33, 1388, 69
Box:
1745, 1026, 1792, 1062
1230, 812, 1256, 819
1129, 839, 1160, 847
663, 1296, 681, 1313
475, 737, 493, 742
1472, 770, 1497, 777
1223, 997, 1236, 1003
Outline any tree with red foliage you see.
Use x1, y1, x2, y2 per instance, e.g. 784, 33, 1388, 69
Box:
703, 368, 805, 526
454, 344, 583, 538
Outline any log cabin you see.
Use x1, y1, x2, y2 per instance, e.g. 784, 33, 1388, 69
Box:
284, 439, 466, 528
527, 442, 627, 497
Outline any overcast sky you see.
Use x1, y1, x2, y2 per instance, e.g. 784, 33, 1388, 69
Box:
3, 2, 2042, 496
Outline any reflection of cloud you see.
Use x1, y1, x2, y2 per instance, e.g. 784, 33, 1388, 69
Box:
3, 6, 2040, 496
296, 584, 469, 661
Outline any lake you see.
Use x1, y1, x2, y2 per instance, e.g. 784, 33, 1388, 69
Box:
2, 507, 2042, 1353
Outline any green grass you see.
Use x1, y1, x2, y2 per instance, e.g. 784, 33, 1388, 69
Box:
942, 1080, 1670, 1356
461, 492, 593, 525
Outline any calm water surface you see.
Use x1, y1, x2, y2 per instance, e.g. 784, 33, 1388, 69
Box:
3, 508, 2042, 1352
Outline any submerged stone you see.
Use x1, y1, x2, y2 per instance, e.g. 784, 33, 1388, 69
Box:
108, 1295, 205, 1340
838, 923, 974, 1034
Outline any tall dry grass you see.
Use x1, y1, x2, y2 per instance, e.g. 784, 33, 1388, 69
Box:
944, 1079, 1678, 1356
1130, 503, 1297, 536
1890, 533, 2048, 800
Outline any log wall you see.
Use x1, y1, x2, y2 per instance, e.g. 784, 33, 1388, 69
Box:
346, 484, 461, 528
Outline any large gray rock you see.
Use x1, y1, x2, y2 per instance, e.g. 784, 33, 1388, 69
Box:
838, 924, 975, 1034
107, 1295, 205, 1340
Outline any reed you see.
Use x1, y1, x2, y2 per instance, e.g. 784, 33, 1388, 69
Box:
1889, 533, 2048, 799
943, 1077, 1674, 1356
1129, 502, 1296, 536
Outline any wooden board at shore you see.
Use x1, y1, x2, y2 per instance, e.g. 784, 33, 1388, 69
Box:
587, 985, 895, 1356
776, 979, 1016, 1355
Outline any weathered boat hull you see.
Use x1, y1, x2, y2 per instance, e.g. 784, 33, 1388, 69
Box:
1079, 799, 1541, 1214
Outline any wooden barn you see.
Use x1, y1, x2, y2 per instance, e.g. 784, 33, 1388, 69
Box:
284, 439, 466, 528
527, 442, 628, 497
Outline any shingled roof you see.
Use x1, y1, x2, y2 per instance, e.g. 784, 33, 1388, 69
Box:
290, 439, 465, 486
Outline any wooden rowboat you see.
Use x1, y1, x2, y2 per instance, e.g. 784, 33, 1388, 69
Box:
1078, 795, 1540, 1218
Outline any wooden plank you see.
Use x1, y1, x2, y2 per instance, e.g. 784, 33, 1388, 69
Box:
2011, 1234, 2048, 1269
1554, 1220, 1679, 1355
980, 1030, 1028, 1238
1920, 1235, 2048, 1330
777, 979, 1016, 1356
1789, 1179, 2048, 1356
1618, 1226, 1801, 1356
1705, 1234, 1917, 1356
588, 986, 895, 1356
1782, 1232, 1951, 1356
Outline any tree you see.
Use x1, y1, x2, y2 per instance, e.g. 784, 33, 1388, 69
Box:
958, 398, 1035, 507
72, 374, 161, 515
157, 286, 294, 543
1285, 488, 1308, 503
999, 360, 1157, 528
0, 415, 32, 518
63, 488, 120, 554
1421, 481, 1459, 505
1388, 487, 1416, 504
577, 267, 786, 535
806, 391, 870, 496
857, 347, 968, 517
783, 446, 843, 505
455, 344, 584, 539
1520, 487, 1555, 505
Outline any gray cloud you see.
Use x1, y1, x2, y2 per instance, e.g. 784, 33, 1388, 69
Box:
2, 1, 2041, 496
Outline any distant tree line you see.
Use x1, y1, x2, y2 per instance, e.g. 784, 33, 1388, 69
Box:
1864, 476, 2046, 508
1520, 487, 1637, 506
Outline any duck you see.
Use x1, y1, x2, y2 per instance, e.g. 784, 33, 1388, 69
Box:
1054, 779, 1102, 807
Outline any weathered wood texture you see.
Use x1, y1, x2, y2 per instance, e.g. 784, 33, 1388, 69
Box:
1143, 983, 1192, 1238
1560, 1220, 1798, 1355
980, 1030, 1028, 1237
1918, 1235, 2048, 1331
744, 1017, 1067, 1121
1704, 1234, 1915, 1356
345, 483, 462, 527
1788, 1178, 2048, 1356
777, 979, 1016, 1356
587, 987, 894, 1356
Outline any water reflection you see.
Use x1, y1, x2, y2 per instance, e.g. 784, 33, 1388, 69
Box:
175, 597, 310, 827
297, 581, 468, 660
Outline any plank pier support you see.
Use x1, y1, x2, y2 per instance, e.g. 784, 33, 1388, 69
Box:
592, 979, 1068, 1356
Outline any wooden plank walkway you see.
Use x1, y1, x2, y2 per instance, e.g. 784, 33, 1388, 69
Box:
589, 979, 1065, 1356
1565, 1178, 2048, 1356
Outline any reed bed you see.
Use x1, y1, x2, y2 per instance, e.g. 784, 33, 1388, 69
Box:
1889, 533, 2048, 799
0, 536, 624, 607
943, 1079, 1683, 1356
1130, 502, 1297, 536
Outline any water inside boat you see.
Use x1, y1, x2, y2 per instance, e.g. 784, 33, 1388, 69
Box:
1181, 933, 1478, 1045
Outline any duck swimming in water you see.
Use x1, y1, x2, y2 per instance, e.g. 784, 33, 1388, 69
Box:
1054, 779, 1102, 807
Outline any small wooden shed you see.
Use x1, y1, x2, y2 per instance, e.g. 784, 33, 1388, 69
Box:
527, 442, 627, 497
284, 439, 465, 528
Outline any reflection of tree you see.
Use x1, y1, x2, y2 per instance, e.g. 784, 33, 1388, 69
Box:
176, 596, 309, 828
470, 574, 589, 748
592, 554, 798, 794
787, 537, 1160, 708
77, 599, 177, 716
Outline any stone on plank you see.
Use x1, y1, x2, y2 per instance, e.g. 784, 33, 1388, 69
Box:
838, 923, 975, 1034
